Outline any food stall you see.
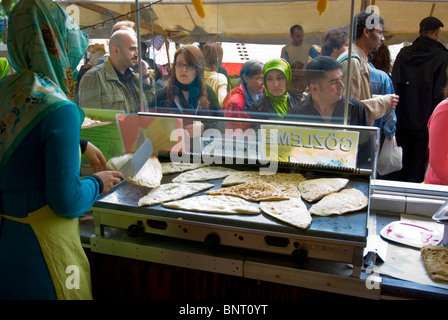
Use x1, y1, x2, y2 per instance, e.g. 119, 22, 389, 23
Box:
55, 0, 448, 300
77, 112, 448, 300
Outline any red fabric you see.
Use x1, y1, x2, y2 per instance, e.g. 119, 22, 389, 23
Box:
222, 84, 250, 131
221, 62, 244, 76
425, 99, 448, 185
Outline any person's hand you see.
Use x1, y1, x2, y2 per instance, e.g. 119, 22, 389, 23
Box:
94, 170, 124, 194
389, 94, 399, 109
184, 121, 204, 138
140, 59, 151, 84
84, 142, 107, 173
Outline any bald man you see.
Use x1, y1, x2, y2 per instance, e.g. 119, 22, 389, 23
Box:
95, 20, 137, 66
79, 30, 153, 113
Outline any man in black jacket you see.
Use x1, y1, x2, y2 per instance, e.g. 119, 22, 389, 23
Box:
392, 16, 448, 183
291, 56, 369, 127
290, 56, 371, 169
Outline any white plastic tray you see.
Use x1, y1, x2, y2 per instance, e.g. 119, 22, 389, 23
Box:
380, 221, 443, 248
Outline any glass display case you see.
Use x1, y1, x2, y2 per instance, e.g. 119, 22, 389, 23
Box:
90, 113, 378, 279
50, 0, 448, 196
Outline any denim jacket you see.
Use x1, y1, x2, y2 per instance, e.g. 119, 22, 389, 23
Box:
369, 63, 397, 139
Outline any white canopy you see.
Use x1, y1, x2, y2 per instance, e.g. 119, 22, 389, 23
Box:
58, 0, 448, 45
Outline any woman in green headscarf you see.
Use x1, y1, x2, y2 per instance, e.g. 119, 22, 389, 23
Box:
0, 58, 9, 79
248, 58, 302, 120
0, 0, 123, 300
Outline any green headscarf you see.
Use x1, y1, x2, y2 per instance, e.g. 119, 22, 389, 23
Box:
0, 58, 9, 79
0, 0, 89, 171
263, 58, 292, 118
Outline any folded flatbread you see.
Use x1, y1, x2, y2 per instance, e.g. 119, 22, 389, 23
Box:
161, 162, 208, 175
162, 195, 260, 215
207, 181, 289, 202
260, 197, 312, 229
138, 182, 214, 207
222, 171, 306, 191
172, 166, 237, 182
309, 188, 368, 216
421, 245, 448, 282
106, 154, 133, 171
298, 178, 349, 202
123, 156, 163, 188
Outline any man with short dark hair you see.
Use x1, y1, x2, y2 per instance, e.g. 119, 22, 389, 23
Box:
281, 25, 318, 65
291, 56, 371, 168
321, 27, 349, 59
338, 11, 398, 124
391, 16, 448, 182
291, 56, 368, 126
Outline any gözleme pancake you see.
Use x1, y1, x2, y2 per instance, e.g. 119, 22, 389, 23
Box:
309, 188, 368, 216
123, 156, 163, 188
260, 189, 312, 229
298, 178, 349, 202
138, 182, 214, 207
421, 245, 448, 282
206, 181, 289, 202
106, 154, 133, 171
161, 162, 208, 175
162, 195, 260, 215
222, 171, 306, 191
172, 166, 237, 182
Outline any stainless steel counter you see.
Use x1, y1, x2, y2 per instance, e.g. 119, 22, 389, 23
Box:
80, 178, 448, 300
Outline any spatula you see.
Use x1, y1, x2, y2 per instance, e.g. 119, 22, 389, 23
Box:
119, 138, 153, 177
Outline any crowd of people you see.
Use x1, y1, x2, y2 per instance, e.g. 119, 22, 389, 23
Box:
14, 5, 448, 186
65, 8, 448, 187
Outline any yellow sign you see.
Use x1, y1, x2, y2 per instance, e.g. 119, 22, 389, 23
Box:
260, 125, 359, 168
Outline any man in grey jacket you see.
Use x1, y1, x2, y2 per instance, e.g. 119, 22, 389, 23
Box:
78, 30, 153, 113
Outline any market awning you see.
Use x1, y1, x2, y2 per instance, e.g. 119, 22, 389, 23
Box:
56, 0, 448, 45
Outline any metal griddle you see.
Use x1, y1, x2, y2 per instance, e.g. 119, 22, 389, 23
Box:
91, 157, 371, 277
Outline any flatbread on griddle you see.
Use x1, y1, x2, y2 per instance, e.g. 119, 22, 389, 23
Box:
421, 245, 448, 282
106, 154, 133, 171
221, 171, 259, 186
298, 178, 349, 202
309, 188, 368, 216
138, 182, 214, 207
206, 181, 289, 202
222, 171, 306, 191
123, 156, 163, 188
172, 166, 237, 182
162, 195, 260, 215
260, 197, 312, 229
161, 162, 208, 175
283, 188, 302, 199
